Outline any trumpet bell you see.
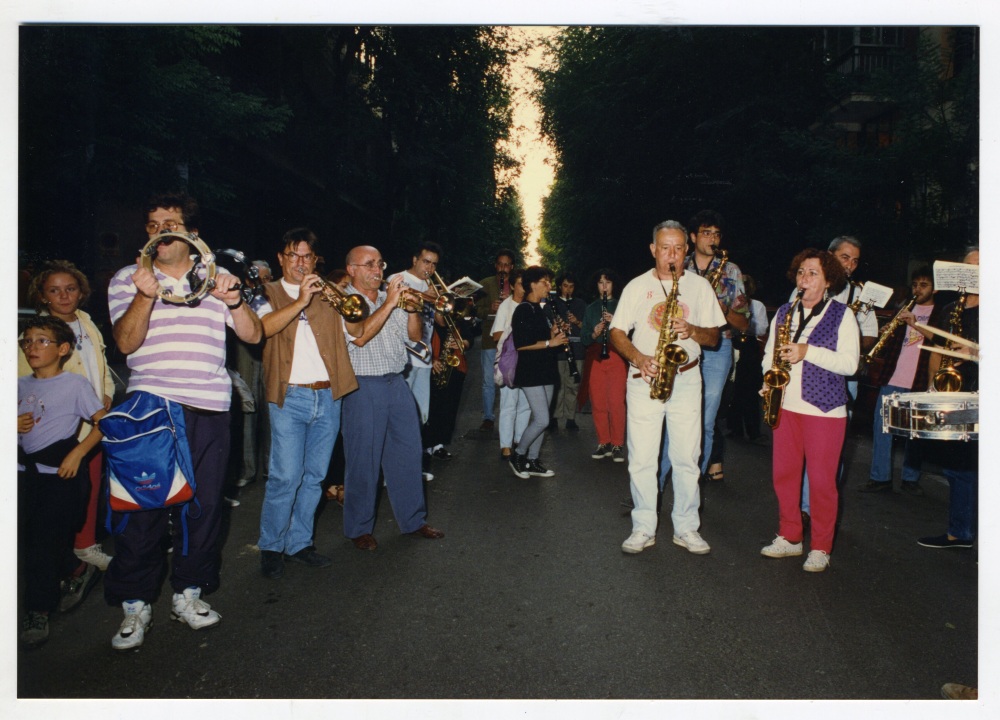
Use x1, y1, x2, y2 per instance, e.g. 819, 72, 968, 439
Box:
339, 294, 370, 322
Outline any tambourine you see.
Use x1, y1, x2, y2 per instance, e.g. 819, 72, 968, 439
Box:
139, 232, 217, 306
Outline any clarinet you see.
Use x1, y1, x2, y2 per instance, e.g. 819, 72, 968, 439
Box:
545, 291, 581, 382
599, 291, 610, 360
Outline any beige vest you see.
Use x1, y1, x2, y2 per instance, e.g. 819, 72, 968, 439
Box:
261, 281, 358, 407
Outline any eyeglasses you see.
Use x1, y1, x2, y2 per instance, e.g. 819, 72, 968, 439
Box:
697, 229, 722, 238
19, 337, 57, 350
350, 260, 387, 271
145, 219, 184, 234
283, 251, 317, 264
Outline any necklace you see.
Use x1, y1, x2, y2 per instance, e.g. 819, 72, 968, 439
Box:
74, 318, 84, 350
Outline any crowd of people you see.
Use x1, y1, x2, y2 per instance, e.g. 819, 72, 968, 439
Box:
17, 193, 978, 686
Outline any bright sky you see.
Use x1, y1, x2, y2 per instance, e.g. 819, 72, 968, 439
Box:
503, 26, 559, 264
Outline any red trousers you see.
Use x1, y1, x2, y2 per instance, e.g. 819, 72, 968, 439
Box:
74, 450, 103, 550
772, 410, 846, 553
587, 349, 627, 446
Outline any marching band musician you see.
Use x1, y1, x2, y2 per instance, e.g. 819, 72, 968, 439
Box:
507, 266, 567, 479
916, 247, 979, 550
659, 210, 749, 486
610, 221, 724, 556
549, 272, 586, 431
105, 192, 263, 650
800, 235, 878, 522
340, 246, 445, 552
859, 266, 941, 496
759, 249, 858, 572
475, 249, 516, 432
492, 269, 531, 463
255, 228, 358, 580
579, 268, 627, 463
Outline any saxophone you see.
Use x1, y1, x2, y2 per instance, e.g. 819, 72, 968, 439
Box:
863, 294, 917, 364
762, 290, 803, 428
649, 264, 689, 402
704, 247, 729, 292
931, 290, 967, 392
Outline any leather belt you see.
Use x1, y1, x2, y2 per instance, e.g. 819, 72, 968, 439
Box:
631, 357, 699, 380
288, 381, 332, 390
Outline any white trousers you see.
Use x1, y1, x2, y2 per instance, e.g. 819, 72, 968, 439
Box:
625, 370, 703, 537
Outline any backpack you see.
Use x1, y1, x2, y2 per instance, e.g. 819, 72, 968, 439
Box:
99, 391, 200, 554
494, 327, 518, 389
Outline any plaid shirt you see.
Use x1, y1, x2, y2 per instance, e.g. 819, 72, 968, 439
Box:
342, 284, 410, 376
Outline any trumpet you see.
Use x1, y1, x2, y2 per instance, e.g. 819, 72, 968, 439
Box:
863, 294, 917, 364
315, 278, 370, 322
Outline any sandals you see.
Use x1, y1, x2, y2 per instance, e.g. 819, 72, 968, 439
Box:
324, 484, 345, 506
706, 465, 725, 482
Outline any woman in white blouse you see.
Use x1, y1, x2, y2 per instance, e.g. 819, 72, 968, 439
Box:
759, 249, 858, 572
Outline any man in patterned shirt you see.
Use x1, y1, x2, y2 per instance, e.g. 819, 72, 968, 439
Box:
659, 210, 749, 486
105, 191, 262, 651
340, 245, 445, 551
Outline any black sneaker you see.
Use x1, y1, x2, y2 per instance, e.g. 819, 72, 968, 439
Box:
58, 562, 100, 613
592, 443, 612, 459
284, 547, 332, 568
526, 459, 555, 477
565, 419, 579, 431
900, 482, 925, 496
261, 550, 285, 579
509, 452, 530, 479
432, 447, 453, 460
19, 611, 49, 649
917, 534, 973, 549
858, 480, 892, 493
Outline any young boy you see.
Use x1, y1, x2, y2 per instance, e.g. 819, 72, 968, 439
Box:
17, 316, 107, 648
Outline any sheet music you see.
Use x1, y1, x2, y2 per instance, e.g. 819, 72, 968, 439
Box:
933, 260, 979, 294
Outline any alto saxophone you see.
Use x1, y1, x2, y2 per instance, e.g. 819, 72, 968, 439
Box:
762, 290, 803, 428
863, 294, 917, 364
704, 247, 728, 292
932, 290, 967, 392
649, 264, 689, 402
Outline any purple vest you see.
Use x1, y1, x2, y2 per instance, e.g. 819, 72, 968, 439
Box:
775, 300, 849, 413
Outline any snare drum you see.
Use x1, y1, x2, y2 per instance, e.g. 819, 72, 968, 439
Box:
883, 391, 978, 441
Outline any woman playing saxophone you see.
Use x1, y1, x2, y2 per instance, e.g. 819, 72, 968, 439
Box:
759, 249, 858, 573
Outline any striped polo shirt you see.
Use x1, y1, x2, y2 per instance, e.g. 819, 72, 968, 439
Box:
108, 263, 234, 412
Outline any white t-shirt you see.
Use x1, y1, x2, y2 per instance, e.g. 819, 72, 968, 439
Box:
610, 268, 726, 364
255, 279, 329, 384
493, 295, 519, 340
391, 270, 433, 368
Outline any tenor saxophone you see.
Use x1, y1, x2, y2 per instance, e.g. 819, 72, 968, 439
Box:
649, 264, 689, 402
762, 290, 803, 428
931, 290, 967, 392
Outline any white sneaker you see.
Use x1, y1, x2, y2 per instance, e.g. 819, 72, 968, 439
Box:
673, 530, 711, 555
621, 531, 656, 554
171, 587, 221, 630
803, 550, 830, 572
112, 600, 152, 651
761, 535, 804, 558
422, 472, 434, 482
74, 543, 113, 571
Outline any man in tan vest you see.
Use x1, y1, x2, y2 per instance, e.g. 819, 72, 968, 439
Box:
255, 228, 358, 579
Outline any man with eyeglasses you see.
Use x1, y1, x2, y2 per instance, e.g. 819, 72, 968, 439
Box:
658, 210, 749, 489
105, 191, 262, 651
475, 249, 516, 432
339, 245, 445, 551
253, 228, 358, 580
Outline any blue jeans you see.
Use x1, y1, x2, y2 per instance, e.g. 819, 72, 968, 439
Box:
481, 349, 497, 421
659, 338, 732, 485
945, 466, 977, 541
259, 387, 341, 555
869, 385, 924, 484
404, 364, 431, 425
802, 380, 856, 513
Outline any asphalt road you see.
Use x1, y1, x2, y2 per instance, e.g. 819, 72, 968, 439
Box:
14, 351, 981, 707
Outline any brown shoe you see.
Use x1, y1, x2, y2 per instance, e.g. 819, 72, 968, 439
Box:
479, 419, 494, 432
350, 534, 377, 551
411, 524, 445, 540
324, 484, 345, 506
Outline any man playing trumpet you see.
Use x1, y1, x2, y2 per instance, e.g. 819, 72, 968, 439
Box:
254, 228, 358, 579
340, 246, 445, 551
